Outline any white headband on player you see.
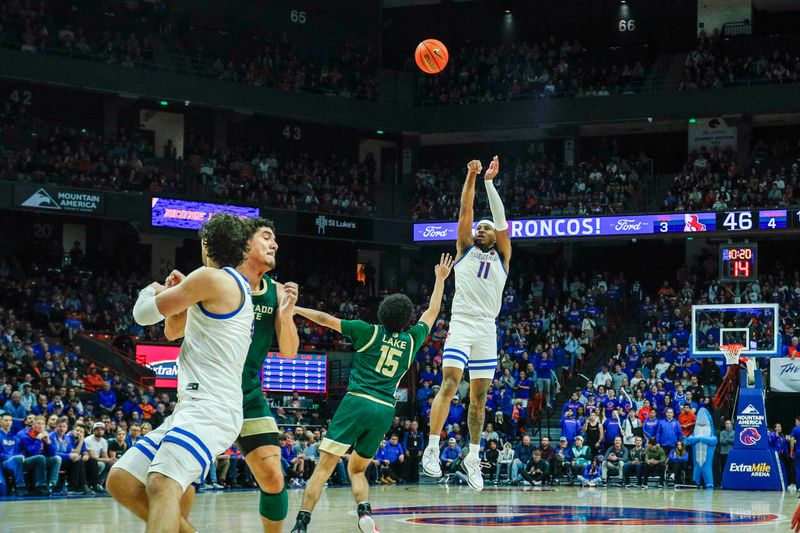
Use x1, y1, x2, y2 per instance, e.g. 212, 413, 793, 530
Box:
476, 219, 496, 231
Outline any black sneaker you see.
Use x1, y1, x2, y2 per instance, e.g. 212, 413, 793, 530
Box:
291, 511, 311, 533
357, 503, 378, 533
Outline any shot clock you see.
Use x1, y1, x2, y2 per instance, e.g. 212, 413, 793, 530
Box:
719, 243, 757, 283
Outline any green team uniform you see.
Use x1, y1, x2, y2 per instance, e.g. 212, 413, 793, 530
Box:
320, 319, 430, 459
238, 274, 280, 452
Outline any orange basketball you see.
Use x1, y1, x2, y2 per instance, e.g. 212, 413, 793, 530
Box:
415, 38, 449, 74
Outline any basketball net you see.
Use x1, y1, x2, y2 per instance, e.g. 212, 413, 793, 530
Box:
720, 343, 755, 386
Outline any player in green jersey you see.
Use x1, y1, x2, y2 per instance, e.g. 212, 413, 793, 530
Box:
161, 217, 300, 533
290, 253, 454, 533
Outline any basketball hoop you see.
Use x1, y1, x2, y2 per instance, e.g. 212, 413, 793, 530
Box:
720, 343, 744, 366
721, 343, 756, 386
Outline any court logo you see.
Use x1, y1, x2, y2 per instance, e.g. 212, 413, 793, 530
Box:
371, 504, 778, 526
739, 427, 761, 446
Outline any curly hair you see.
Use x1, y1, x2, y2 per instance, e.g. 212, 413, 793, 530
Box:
377, 294, 414, 333
198, 213, 250, 267
245, 216, 276, 238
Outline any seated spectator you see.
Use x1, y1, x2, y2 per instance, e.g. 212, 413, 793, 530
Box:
578, 456, 603, 487
84, 422, 112, 492
552, 436, 573, 481
17, 415, 61, 495
668, 440, 690, 485
568, 435, 592, 479
602, 436, 629, 484
1, 412, 26, 495
494, 441, 515, 483
281, 433, 304, 486
521, 449, 550, 486
51, 419, 92, 495
623, 436, 647, 487
107, 428, 128, 460
510, 434, 534, 484
643, 438, 667, 487
377, 434, 404, 483
439, 437, 461, 474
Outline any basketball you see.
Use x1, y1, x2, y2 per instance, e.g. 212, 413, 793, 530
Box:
415, 38, 449, 74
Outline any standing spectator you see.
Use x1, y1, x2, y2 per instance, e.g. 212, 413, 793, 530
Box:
603, 409, 623, 448
561, 408, 582, 445
510, 434, 535, 484
403, 421, 424, 482
535, 353, 554, 408
17, 415, 61, 495
642, 408, 659, 441
624, 436, 647, 487
656, 408, 682, 457
678, 403, 696, 438
668, 440, 690, 485
583, 411, 605, 454
4, 391, 26, 432
622, 409, 643, 448
1, 412, 26, 495
643, 438, 667, 487
84, 422, 112, 492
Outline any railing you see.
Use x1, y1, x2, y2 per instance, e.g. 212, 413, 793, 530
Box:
722, 21, 753, 38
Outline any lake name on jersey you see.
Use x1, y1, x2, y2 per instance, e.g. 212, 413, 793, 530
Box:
254, 304, 274, 320
382, 334, 407, 349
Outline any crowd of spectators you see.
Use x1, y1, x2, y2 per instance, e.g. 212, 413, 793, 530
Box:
186, 33, 377, 100
0, 0, 154, 66
0, 1, 377, 100
680, 30, 800, 91
412, 150, 651, 220
663, 144, 800, 211
414, 37, 649, 106
0, 105, 377, 216
190, 144, 376, 217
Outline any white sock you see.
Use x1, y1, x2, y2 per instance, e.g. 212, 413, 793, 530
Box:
428, 435, 440, 448
469, 443, 480, 457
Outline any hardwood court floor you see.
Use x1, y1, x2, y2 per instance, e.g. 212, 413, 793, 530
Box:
0, 484, 796, 532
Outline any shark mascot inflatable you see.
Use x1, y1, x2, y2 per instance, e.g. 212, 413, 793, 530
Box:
685, 407, 717, 488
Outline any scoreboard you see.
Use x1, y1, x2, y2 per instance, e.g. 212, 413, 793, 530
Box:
719, 243, 758, 283
261, 352, 327, 394
414, 209, 800, 242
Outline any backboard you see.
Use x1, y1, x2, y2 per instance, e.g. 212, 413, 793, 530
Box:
691, 303, 780, 357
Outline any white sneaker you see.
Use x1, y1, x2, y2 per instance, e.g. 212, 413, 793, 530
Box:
422, 445, 442, 477
461, 454, 484, 491
358, 514, 379, 533
211, 483, 224, 490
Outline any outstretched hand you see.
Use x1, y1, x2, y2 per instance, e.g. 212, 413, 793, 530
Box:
435, 253, 454, 280
484, 155, 500, 181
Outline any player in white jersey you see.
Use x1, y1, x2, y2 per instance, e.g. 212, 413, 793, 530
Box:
107, 213, 254, 533
422, 156, 511, 491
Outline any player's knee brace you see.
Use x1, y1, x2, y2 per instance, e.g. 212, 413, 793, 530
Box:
259, 487, 288, 521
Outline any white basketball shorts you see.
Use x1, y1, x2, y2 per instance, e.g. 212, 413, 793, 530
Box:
111, 397, 242, 491
441, 315, 498, 379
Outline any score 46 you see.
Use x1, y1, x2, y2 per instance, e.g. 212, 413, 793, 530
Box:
722, 211, 753, 231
